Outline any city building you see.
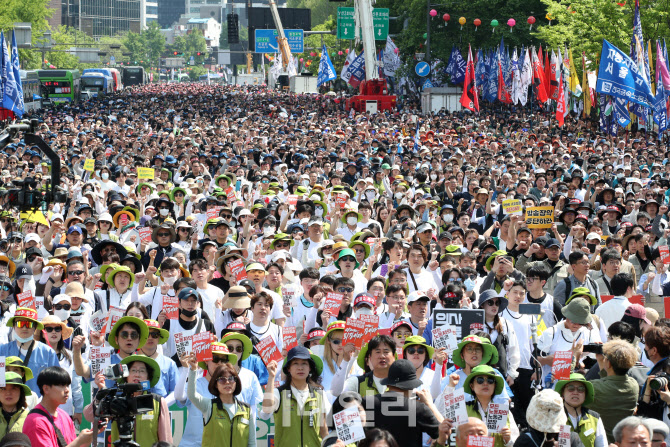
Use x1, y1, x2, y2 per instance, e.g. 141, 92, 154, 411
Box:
61, 0, 142, 38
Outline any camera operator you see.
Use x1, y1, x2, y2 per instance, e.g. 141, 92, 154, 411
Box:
84, 355, 172, 447
637, 326, 670, 424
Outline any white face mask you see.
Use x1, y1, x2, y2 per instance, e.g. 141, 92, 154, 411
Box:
55, 309, 71, 321
302, 180, 310, 187
443, 214, 454, 223
347, 216, 358, 226
159, 208, 169, 216
310, 194, 320, 201
394, 192, 403, 200
14, 333, 34, 343
163, 276, 177, 286
407, 230, 415, 238
315, 207, 324, 217
94, 170, 100, 177
101, 172, 109, 180
406, 176, 413, 182
366, 191, 376, 201
263, 226, 274, 237
430, 174, 437, 181
355, 307, 374, 318
393, 233, 401, 239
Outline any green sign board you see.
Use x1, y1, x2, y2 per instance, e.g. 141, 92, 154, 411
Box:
337, 7, 389, 41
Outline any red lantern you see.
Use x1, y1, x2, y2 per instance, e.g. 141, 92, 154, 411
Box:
429, 9, 437, 17
300, 57, 304, 62
310, 52, 316, 57
443, 13, 450, 25
527, 15, 536, 30
338, 51, 343, 55
345, 48, 350, 53
474, 18, 481, 31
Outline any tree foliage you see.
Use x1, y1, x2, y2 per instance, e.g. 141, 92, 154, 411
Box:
122, 22, 166, 68
287, 0, 340, 30
45, 26, 98, 69
0, 0, 53, 68
174, 30, 208, 63
535, 0, 670, 71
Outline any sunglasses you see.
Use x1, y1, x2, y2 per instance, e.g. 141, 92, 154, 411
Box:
0, 285, 10, 291
9, 238, 21, 243
217, 376, 236, 384
339, 256, 356, 263
157, 233, 171, 237
565, 385, 586, 393
54, 304, 71, 311
68, 270, 84, 276
119, 331, 139, 340
212, 356, 229, 364
405, 347, 426, 355
475, 376, 496, 385
329, 338, 342, 345
221, 214, 232, 219
174, 192, 184, 197
0, 219, 10, 224
148, 331, 162, 339
337, 287, 354, 293
485, 300, 501, 307
394, 333, 411, 339
225, 345, 244, 353
44, 326, 63, 333
15, 320, 34, 329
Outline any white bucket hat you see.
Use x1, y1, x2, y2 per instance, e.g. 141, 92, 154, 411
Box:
526, 389, 567, 433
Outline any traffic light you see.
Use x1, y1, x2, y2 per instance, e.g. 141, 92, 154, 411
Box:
173, 51, 178, 55
227, 13, 239, 44
196, 52, 201, 56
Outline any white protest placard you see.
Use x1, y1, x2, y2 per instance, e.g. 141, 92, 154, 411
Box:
90, 346, 113, 377
104, 306, 126, 335
485, 402, 509, 434
175, 333, 193, 358
282, 284, 299, 308
432, 326, 458, 352
333, 406, 366, 444
443, 387, 469, 425
558, 425, 571, 447
0, 356, 5, 387
90, 310, 107, 333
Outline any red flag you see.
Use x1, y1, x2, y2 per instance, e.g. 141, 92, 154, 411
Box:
556, 73, 566, 126
537, 45, 544, 70
549, 52, 559, 101
544, 51, 551, 95
460, 45, 479, 112
498, 61, 512, 104
532, 50, 549, 103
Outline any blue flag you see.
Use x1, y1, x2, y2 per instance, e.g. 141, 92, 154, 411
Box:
413, 120, 421, 152
475, 49, 486, 85
0, 33, 6, 99
317, 44, 336, 87
613, 98, 631, 127
484, 49, 498, 102
347, 51, 366, 87
7, 31, 24, 117
653, 85, 668, 132
445, 46, 457, 77
596, 40, 654, 109
445, 47, 466, 84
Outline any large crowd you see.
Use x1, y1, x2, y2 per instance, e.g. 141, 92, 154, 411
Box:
0, 82, 666, 447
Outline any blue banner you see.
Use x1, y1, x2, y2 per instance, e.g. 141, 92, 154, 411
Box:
596, 40, 654, 109
445, 46, 466, 84
613, 98, 631, 127
653, 85, 668, 132
475, 49, 486, 85
484, 50, 498, 102
317, 44, 336, 87
7, 31, 24, 117
347, 51, 366, 86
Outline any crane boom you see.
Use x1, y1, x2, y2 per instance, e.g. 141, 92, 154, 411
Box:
269, 0, 292, 69
357, 0, 378, 81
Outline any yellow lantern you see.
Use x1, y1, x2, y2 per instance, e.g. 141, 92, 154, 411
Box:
458, 17, 466, 25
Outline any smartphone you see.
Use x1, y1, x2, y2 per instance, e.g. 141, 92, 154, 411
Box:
582, 344, 603, 355
518, 303, 541, 315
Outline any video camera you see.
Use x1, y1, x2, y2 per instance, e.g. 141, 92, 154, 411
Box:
93, 364, 154, 447
0, 119, 68, 212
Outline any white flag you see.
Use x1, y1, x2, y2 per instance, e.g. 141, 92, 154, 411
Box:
341, 50, 356, 82
511, 49, 521, 105
383, 36, 401, 76
520, 48, 532, 106
288, 55, 298, 77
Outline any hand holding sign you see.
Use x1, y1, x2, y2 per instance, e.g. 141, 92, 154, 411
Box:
192, 332, 213, 362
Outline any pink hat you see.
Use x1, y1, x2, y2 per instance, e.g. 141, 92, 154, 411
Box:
624, 304, 651, 325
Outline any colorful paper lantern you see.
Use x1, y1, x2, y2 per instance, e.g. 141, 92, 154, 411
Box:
546, 13, 553, 25
490, 19, 499, 32
527, 16, 536, 30
423, 33, 427, 39
345, 48, 350, 53
459, 16, 466, 30
443, 13, 450, 23
507, 18, 516, 32
300, 57, 304, 62
394, 47, 399, 54
430, 9, 437, 17
338, 51, 343, 55
310, 52, 316, 57
474, 18, 481, 31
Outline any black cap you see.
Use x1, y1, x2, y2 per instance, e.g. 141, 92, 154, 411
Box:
178, 287, 199, 300
380, 359, 423, 390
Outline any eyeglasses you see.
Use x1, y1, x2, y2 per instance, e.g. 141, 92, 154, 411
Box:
217, 376, 236, 384
54, 304, 71, 311
329, 338, 342, 345
394, 333, 411, 339
44, 326, 63, 333
157, 233, 171, 237
337, 287, 354, 293
464, 346, 483, 354
474, 376, 496, 385
339, 256, 356, 263
221, 214, 232, 219
485, 300, 501, 307
148, 331, 161, 339
129, 369, 147, 375
225, 345, 244, 353
354, 248, 365, 253
212, 356, 229, 364
565, 385, 586, 393
0, 285, 10, 291
405, 347, 426, 355
526, 277, 540, 283
68, 270, 84, 276
0, 219, 11, 224
15, 320, 34, 329
174, 192, 184, 197
119, 331, 139, 340
275, 242, 289, 248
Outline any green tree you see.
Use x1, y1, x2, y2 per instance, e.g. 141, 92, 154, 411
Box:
287, 0, 340, 30
175, 30, 207, 63
0, 0, 53, 68
98, 34, 129, 65
45, 26, 97, 69
188, 65, 207, 80
219, 23, 248, 49
143, 21, 165, 67
535, 0, 670, 71
123, 31, 146, 65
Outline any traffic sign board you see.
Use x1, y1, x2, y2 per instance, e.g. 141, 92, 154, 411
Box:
415, 61, 430, 77
254, 29, 304, 54
109, 56, 115, 64
337, 7, 389, 40
190, 55, 195, 65
423, 78, 433, 88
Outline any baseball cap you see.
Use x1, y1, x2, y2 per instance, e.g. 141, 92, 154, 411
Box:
67, 226, 83, 235
544, 238, 561, 249
624, 304, 651, 324
24, 234, 41, 244
407, 291, 430, 304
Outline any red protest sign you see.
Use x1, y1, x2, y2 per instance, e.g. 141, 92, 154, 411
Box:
659, 246, 670, 264
226, 187, 236, 203
16, 291, 36, 310
105, 147, 113, 157
629, 294, 644, 306
206, 209, 218, 221
163, 295, 179, 320
665, 297, 670, 320
192, 332, 213, 362
104, 306, 125, 335
336, 195, 347, 208
287, 195, 298, 206
600, 295, 613, 303
256, 336, 283, 367
227, 258, 247, 282
552, 351, 573, 380
360, 315, 379, 346
323, 292, 343, 317
467, 436, 495, 447
139, 227, 152, 244
343, 318, 366, 349
282, 326, 298, 352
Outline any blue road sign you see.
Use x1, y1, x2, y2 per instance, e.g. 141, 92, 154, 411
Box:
423, 78, 433, 88
255, 29, 304, 54
415, 61, 430, 77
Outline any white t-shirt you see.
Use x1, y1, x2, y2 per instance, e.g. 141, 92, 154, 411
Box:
197, 285, 225, 321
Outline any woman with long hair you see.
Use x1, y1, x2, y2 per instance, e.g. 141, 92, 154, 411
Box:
0, 372, 32, 437
185, 350, 256, 447
371, 238, 403, 277
402, 335, 445, 399
318, 321, 346, 391
478, 290, 520, 384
